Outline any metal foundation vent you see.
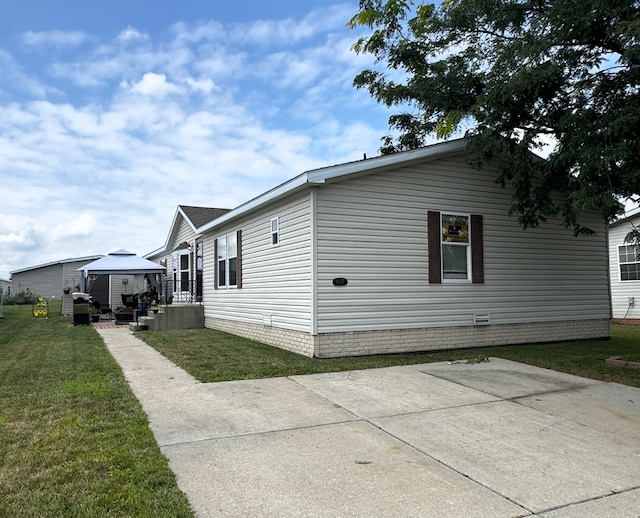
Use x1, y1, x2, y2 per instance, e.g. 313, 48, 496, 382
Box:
473, 313, 491, 325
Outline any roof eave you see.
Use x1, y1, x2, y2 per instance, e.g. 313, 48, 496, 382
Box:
197, 139, 468, 234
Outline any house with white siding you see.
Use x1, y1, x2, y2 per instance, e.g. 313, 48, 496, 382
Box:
193, 138, 611, 358
10, 256, 103, 314
0, 278, 11, 297
146, 205, 230, 303
11, 256, 102, 297
609, 211, 640, 320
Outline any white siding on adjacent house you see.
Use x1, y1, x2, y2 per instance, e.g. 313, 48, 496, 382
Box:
149, 216, 196, 266
12, 265, 62, 298
62, 262, 85, 293
203, 191, 313, 331
146, 214, 199, 302
174, 217, 196, 247
315, 156, 610, 332
609, 215, 640, 319
12, 259, 94, 299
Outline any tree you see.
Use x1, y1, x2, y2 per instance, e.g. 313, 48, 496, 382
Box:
349, 0, 640, 234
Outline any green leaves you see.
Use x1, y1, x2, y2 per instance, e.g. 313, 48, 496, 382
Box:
350, 0, 640, 233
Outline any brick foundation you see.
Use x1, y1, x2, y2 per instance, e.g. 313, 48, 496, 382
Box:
205, 317, 316, 357
205, 317, 611, 358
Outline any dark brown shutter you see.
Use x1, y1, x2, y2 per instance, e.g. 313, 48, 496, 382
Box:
427, 211, 441, 284
213, 238, 218, 290
471, 214, 484, 284
236, 229, 242, 289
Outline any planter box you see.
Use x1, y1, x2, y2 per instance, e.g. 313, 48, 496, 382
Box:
115, 310, 134, 324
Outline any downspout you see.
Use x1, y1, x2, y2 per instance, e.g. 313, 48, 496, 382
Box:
606, 220, 612, 322
310, 186, 318, 355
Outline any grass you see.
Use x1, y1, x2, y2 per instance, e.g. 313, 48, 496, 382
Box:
3, 303, 638, 516
0, 301, 194, 517
136, 323, 640, 387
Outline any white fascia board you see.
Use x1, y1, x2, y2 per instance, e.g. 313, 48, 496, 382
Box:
197, 174, 322, 234
196, 138, 468, 234
306, 138, 467, 184
611, 210, 640, 228
143, 246, 166, 260
177, 206, 199, 233
10, 255, 104, 275
144, 206, 187, 259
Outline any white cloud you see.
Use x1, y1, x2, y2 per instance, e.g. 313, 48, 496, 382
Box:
0, 50, 58, 98
0, 5, 393, 278
116, 26, 148, 42
126, 72, 182, 97
22, 30, 89, 48
169, 20, 226, 44
51, 213, 97, 241
186, 77, 216, 94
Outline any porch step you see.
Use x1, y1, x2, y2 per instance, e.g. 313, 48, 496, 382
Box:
128, 322, 149, 331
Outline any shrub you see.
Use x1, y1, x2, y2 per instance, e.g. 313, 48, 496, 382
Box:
3, 291, 39, 305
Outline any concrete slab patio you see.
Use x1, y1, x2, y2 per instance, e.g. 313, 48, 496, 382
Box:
97, 328, 640, 517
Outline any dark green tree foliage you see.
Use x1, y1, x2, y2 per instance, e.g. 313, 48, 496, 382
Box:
349, 0, 640, 233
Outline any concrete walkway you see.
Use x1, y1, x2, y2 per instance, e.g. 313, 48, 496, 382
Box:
97, 328, 640, 517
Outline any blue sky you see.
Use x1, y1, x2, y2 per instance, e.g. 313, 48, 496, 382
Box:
0, 1, 402, 279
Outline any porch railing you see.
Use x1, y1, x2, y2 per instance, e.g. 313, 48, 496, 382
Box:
157, 279, 203, 305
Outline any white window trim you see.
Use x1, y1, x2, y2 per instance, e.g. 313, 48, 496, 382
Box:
271, 216, 279, 246
618, 243, 640, 282
441, 212, 472, 283
217, 233, 238, 289
172, 250, 190, 295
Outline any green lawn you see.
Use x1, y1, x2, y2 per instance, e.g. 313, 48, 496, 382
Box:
136, 323, 640, 388
0, 301, 194, 517
2, 302, 639, 517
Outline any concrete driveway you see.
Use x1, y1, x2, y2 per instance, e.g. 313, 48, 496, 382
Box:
97, 328, 640, 517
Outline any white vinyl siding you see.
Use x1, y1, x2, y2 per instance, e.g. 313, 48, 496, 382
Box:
147, 215, 199, 302
609, 216, 640, 318
109, 275, 140, 307
12, 259, 95, 300
315, 156, 610, 333
202, 192, 313, 331
12, 265, 62, 299
618, 244, 640, 281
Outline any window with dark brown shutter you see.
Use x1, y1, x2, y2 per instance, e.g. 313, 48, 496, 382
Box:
236, 229, 242, 289
428, 210, 484, 284
471, 214, 484, 284
213, 238, 218, 289
428, 211, 442, 283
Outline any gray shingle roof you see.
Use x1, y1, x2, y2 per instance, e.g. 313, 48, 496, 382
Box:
179, 205, 231, 228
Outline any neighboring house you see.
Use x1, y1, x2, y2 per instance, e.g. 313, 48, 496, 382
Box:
191, 138, 610, 358
10, 256, 103, 314
146, 205, 230, 303
10, 256, 102, 299
609, 211, 640, 319
0, 278, 11, 297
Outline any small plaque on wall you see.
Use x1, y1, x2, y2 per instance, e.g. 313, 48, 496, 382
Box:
332, 278, 348, 286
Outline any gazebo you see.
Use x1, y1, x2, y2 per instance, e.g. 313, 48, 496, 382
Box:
78, 249, 166, 312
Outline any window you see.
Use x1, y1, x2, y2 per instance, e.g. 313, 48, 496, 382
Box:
180, 254, 189, 292
195, 239, 204, 301
428, 210, 484, 284
215, 231, 242, 289
172, 251, 190, 293
619, 244, 640, 281
217, 235, 227, 287
442, 213, 470, 281
271, 217, 279, 245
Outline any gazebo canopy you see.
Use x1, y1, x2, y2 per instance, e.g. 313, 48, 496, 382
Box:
78, 249, 166, 276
